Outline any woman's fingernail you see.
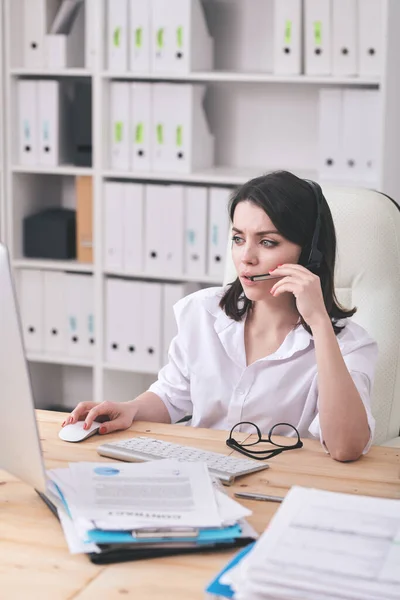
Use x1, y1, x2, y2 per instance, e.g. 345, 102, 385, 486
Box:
62, 421, 66, 427
99, 427, 107, 434
68, 417, 73, 424
83, 422, 88, 430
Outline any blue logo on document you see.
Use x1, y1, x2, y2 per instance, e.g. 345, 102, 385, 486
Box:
94, 466, 120, 476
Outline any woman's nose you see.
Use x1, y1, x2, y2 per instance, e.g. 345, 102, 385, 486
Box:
241, 245, 258, 264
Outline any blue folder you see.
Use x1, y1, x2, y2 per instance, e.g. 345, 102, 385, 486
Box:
205, 543, 256, 599
87, 523, 242, 545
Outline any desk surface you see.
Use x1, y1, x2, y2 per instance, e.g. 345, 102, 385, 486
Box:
1, 410, 400, 600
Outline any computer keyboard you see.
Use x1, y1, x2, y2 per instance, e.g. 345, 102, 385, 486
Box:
97, 436, 270, 485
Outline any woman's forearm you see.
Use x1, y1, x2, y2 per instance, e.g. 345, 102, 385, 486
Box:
129, 392, 172, 424
311, 316, 370, 462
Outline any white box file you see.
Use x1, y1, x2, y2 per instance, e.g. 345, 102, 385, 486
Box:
304, 0, 332, 75
358, 0, 384, 77
184, 186, 208, 277
104, 181, 124, 271
152, 83, 214, 174
122, 279, 144, 369
65, 273, 94, 359
163, 185, 185, 276
110, 82, 130, 171
130, 83, 152, 172
107, 0, 129, 71
207, 187, 231, 281
43, 271, 66, 355
144, 184, 184, 275
151, 0, 213, 74
342, 89, 365, 181
332, 0, 358, 77
273, 0, 302, 75
318, 89, 343, 180
123, 183, 145, 273
360, 90, 380, 184
23, 0, 59, 69
106, 278, 126, 365
18, 80, 39, 166
106, 278, 144, 370
19, 269, 44, 353
129, 0, 151, 73
38, 80, 67, 166
144, 184, 164, 274
140, 281, 162, 373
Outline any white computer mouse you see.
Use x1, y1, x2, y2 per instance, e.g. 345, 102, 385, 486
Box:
58, 420, 102, 443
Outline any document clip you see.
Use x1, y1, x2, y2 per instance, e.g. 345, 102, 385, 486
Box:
132, 528, 199, 539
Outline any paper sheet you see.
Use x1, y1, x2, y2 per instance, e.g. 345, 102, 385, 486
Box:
223, 486, 400, 600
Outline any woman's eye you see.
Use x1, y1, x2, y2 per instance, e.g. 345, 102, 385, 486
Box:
261, 239, 277, 248
231, 235, 243, 244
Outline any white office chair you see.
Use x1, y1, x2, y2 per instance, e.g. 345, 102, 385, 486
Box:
223, 186, 400, 446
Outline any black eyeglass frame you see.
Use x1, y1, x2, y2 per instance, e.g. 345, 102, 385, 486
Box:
226, 421, 303, 461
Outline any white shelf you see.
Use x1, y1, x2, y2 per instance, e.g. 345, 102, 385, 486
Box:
11, 68, 92, 78
27, 353, 94, 368
103, 362, 158, 375
102, 71, 381, 87
103, 166, 319, 186
12, 165, 93, 176
104, 269, 222, 286
13, 259, 94, 273
103, 167, 379, 190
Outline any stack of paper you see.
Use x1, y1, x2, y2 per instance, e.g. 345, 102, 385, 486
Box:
207, 486, 400, 599
46, 459, 257, 562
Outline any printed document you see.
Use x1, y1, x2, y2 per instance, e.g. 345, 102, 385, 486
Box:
223, 486, 400, 600
66, 459, 223, 529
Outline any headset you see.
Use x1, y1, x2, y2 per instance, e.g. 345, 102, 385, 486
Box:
248, 179, 324, 282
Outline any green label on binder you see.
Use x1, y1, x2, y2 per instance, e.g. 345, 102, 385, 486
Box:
156, 124, 164, 145
176, 125, 183, 147
314, 21, 322, 46
24, 120, 30, 140
135, 27, 143, 48
157, 28, 164, 49
212, 225, 218, 246
188, 230, 195, 245
177, 26, 183, 48
43, 121, 49, 141
284, 20, 292, 44
115, 121, 123, 142
88, 315, 94, 335
113, 26, 121, 48
69, 316, 77, 332
136, 123, 144, 144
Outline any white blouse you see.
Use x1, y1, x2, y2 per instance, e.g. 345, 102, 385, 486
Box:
148, 287, 378, 452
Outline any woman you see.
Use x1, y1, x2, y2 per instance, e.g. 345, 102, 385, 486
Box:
64, 171, 377, 461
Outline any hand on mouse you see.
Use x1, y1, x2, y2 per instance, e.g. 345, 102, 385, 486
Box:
62, 401, 137, 435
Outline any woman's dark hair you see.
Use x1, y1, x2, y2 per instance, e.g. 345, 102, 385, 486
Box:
219, 170, 356, 336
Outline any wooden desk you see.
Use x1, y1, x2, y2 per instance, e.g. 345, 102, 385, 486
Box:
1, 410, 399, 600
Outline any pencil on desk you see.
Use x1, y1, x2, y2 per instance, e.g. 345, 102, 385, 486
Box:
234, 492, 284, 503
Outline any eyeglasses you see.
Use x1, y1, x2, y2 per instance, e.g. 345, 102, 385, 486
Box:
226, 421, 303, 460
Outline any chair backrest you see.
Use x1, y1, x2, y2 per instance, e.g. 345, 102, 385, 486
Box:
223, 186, 400, 444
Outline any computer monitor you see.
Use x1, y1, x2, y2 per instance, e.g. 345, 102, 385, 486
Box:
0, 243, 48, 495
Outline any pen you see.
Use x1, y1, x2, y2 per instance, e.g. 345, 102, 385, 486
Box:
234, 492, 284, 503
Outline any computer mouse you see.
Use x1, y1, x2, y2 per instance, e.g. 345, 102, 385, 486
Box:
58, 420, 102, 443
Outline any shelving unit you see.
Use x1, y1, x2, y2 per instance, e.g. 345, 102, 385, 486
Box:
2, 0, 400, 411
